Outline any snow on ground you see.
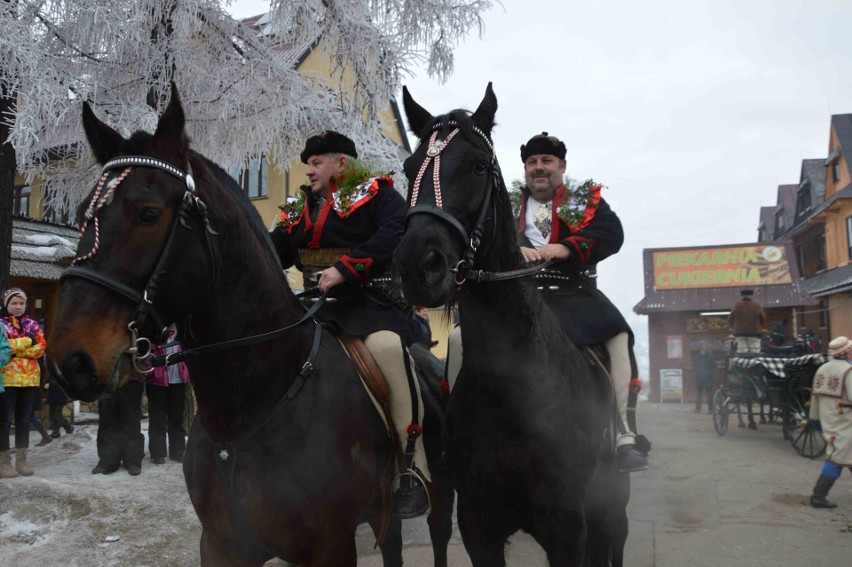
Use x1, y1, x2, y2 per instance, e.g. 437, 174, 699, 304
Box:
0, 419, 393, 566
0, 421, 203, 566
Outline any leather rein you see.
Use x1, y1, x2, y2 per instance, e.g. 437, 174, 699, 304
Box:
60, 155, 325, 375
405, 121, 550, 285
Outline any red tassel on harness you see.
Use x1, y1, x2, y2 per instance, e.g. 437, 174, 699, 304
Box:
406, 424, 423, 438
629, 379, 643, 395
440, 380, 450, 395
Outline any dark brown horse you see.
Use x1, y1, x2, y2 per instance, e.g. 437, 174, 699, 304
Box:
46, 86, 452, 567
392, 84, 628, 566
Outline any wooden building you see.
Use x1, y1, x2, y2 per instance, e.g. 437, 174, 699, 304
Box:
8, 216, 79, 336
634, 242, 817, 403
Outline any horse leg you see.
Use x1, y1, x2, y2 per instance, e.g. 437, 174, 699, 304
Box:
199, 529, 270, 567
366, 506, 403, 567
747, 400, 758, 429
426, 474, 455, 567
456, 498, 511, 567
533, 505, 586, 567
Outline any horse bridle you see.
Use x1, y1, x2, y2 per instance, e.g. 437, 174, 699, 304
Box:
60, 155, 218, 372
406, 121, 550, 285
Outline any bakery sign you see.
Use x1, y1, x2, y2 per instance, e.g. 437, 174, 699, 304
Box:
653, 245, 791, 290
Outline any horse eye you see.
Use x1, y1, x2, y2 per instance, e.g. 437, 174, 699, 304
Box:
138, 208, 162, 225
474, 161, 489, 174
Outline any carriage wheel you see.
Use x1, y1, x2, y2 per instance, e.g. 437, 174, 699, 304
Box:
713, 388, 729, 436
783, 387, 826, 459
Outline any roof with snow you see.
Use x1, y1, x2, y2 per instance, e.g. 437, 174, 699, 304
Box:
11, 217, 79, 281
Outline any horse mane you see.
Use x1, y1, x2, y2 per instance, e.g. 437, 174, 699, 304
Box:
191, 153, 283, 271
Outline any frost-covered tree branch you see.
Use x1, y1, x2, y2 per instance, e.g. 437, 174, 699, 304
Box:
0, 0, 492, 214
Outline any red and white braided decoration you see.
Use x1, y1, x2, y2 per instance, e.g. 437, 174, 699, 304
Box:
410, 128, 460, 210
73, 167, 133, 264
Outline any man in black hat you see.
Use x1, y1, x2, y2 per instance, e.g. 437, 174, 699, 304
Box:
728, 289, 765, 354
269, 131, 429, 518
445, 131, 648, 473
518, 132, 647, 472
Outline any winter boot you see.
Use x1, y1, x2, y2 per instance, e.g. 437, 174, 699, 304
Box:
811, 475, 838, 509
35, 426, 53, 447
64, 423, 74, 435
14, 448, 34, 476
0, 450, 19, 478
392, 434, 430, 519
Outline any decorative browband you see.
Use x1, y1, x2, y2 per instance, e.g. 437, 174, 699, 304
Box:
432, 120, 494, 155
102, 156, 195, 191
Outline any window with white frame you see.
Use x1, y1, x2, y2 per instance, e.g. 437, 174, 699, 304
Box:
231, 155, 268, 199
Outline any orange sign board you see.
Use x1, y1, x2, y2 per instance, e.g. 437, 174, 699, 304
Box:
653, 245, 791, 290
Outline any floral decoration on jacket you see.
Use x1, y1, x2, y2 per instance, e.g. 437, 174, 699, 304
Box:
274, 161, 393, 229
556, 179, 603, 230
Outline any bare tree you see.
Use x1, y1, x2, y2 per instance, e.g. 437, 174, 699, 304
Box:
0, 0, 493, 283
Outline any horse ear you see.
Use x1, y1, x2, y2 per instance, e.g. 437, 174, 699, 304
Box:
471, 82, 497, 134
153, 82, 188, 156
402, 86, 433, 137
82, 102, 125, 164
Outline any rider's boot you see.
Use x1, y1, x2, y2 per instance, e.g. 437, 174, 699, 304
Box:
810, 475, 838, 509
393, 431, 430, 519
363, 331, 430, 519
607, 332, 649, 473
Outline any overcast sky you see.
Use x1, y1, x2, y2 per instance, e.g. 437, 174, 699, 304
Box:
229, 0, 852, 331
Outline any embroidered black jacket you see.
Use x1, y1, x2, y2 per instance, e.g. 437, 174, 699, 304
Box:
270, 178, 404, 286
517, 183, 623, 273
269, 178, 416, 342
515, 183, 629, 345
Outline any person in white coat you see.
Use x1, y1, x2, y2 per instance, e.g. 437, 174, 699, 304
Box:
808, 335, 852, 508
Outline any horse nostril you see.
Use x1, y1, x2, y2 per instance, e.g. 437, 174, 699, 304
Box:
422, 249, 447, 279
61, 352, 98, 394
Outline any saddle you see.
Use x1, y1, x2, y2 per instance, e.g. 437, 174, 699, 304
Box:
338, 335, 402, 546
340, 337, 393, 435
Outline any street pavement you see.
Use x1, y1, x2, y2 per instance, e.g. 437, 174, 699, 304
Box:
348, 402, 851, 566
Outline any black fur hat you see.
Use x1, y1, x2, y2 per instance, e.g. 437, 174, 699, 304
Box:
300, 131, 358, 164
520, 132, 566, 162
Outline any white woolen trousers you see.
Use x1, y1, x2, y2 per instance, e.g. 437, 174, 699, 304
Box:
363, 331, 430, 482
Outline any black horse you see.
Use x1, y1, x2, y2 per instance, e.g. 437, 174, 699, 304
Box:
393, 84, 628, 565
46, 85, 452, 567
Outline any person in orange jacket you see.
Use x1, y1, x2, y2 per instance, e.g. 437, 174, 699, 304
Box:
0, 288, 47, 477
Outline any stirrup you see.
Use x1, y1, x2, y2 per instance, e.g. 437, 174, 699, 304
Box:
391, 467, 431, 518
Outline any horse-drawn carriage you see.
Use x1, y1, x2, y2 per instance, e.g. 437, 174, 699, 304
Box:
713, 346, 828, 459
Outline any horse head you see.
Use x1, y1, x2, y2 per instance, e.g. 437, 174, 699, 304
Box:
47, 85, 224, 401
392, 83, 521, 308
